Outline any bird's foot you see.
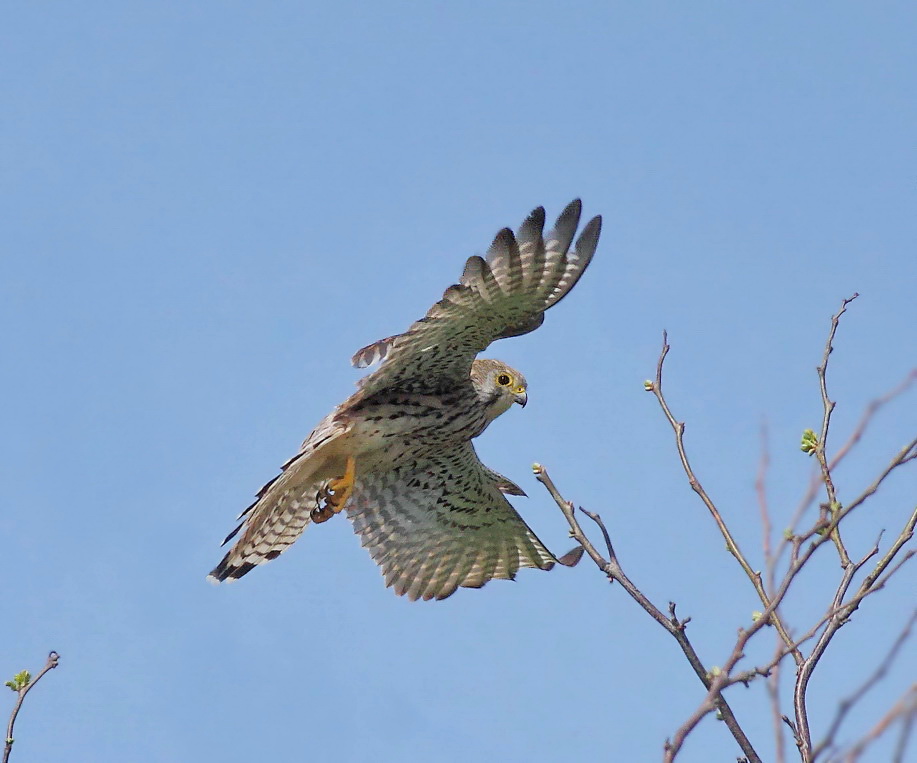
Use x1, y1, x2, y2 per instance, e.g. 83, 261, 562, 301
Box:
311, 456, 356, 524
309, 504, 335, 524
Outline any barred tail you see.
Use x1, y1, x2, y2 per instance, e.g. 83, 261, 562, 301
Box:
208, 454, 326, 582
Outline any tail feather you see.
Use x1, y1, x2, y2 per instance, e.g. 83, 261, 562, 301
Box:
208, 458, 335, 583
207, 482, 318, 582
208, 414, 349, 583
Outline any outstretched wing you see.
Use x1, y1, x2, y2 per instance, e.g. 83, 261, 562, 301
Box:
350, 200, 601, 399
346, 442, 558, 601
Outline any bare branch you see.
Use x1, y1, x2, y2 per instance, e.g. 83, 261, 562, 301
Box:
775, 368, 916, 572
653, 302, 915, 763
537, 298, 914, 762
813, 294, 860, 566
892, 697, 917, 763
793, 502, 917, 761
828, 370, 916, 473
767, 644, 787, 763
4, 652, 60, 763
842, 684, 917, 762
731, 597, 882, 691
664, 691, 721, 761
757, 422, 775, 587
533, 465, 761, 763
856, 508, 917, 595
647, 332, 802, 664
757, 423, 786, 763
815, 611, 917, 759
840, 441, 917, 519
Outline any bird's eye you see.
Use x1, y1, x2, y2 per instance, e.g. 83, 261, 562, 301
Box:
497, 373, 512, 386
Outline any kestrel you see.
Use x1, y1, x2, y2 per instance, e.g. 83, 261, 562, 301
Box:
209, 200, 602, 600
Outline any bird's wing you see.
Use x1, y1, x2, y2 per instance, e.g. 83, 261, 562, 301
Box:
346, 441, 558, 601
208, 412, 349, 582
350, 200, 601, 399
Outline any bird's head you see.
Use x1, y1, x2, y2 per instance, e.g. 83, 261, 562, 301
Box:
470, 359, 528, 420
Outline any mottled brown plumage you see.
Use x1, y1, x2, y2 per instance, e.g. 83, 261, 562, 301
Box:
209, 200, 602, 599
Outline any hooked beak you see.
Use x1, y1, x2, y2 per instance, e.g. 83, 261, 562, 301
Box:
513, 387, 528, 408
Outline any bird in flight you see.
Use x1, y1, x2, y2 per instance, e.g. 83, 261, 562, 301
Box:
209, 200, 602, 600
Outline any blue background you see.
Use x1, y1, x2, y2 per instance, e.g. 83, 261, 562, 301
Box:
3, 3, 915, 761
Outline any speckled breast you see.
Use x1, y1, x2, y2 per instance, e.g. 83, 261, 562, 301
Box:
348, 386, 489, 469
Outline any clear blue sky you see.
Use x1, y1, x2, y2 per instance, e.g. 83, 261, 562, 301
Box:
3, 3, 915, 761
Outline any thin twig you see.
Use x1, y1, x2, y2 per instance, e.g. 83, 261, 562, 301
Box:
856, 507, 917, 595
842, 684, 917, 762
757, 422, 775, 586
647, 332, 802, 664
767, 641, 786, 763
667, 533, 906, 759
891, 696, 916, 763
794, 503, 917, 761
548, 300, 915, 763
650, 304, 916, 763
813, 294, 860, 567
533, 465, 761, 763
774, 368, 916, 573
665, 691, 720, 760
839, 440, 917, 519
814, 610, 917, 759
828, 370, 916, 473
666, 569, 808, 762
757, 422, 785, 763
729, 591, 894, 691
4, 652, 60, 763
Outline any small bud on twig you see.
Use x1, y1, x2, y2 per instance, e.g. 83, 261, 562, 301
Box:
800, 428, 818, 455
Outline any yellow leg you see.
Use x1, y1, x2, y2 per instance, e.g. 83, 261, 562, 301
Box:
311, 456, 356, 524
326, 455, 356, 514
